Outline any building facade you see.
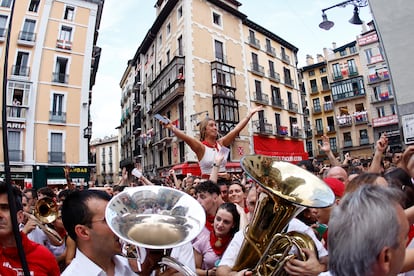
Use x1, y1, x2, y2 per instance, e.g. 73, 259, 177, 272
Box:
119, 0, 307, 178
0, 0, 104, 189
301, 54, 337, 161
357, 22, 400, 152
90, 135, 119, 185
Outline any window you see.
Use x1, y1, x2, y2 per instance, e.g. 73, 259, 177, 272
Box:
271, 86, 281, 104
275, 113, 281, 128
329, 137, 337, 152
64, 6, 75, 21
344, 132, 352, 143
53, 57, 68, 83
0, 0, 11, 8
0, 15, 7, 37
390, 104, 396, 115
166, 23, 171, 36
347, 59, 357, 74
377, 106, 385, 117
315, 118, 323, 132
21, 19, 36, 41
50, 93, 65, 122
212, 12, 221, 26
332, 63, 341, 78
349, 45, 357, 54
283, 67, 292, 86
215, 40, 224, 62
177, 35, 183, 56
313, 98, 321, 111
177, 6, 183, 19
365, 48, 373, 64
340, 49, 347, 56
28, 0, 40, 12
13, 52, 29, 76
50, 132, 64, 163
319, 67, 327, 74
59, 26, 72, 41
360, 129, 368, 139
321, 76, 329, 90
8, 130, 21, 162
166, 50, 170, 63
158, 34, 162, 46
308, 70, 315, 77
310, 79, 317, 92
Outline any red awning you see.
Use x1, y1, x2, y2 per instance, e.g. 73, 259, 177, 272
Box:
172, 161, 242, 176
253, 136, 308, 163
172, 162, 201, 176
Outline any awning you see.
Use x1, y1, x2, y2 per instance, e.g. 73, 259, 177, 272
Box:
253, 136, 308, 163
172, 162, 201, 176
172, 161, 242, 176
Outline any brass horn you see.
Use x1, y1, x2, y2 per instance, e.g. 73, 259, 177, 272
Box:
105, 186, 206, 276
24, 197, 63, 245
233, 155, 335, 275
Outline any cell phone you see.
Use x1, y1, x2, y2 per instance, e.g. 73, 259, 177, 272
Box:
154, 114, 170, 124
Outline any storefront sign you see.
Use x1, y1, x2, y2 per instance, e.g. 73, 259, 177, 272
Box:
372, 115, 398, 127
7, 122, 25, 129
402, 114, 414, 144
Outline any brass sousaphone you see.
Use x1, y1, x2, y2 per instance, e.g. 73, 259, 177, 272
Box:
234, 155, 335, 276
105, 186, 206, 276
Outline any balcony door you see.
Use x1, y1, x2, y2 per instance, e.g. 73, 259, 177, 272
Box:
8, 130, 21, 161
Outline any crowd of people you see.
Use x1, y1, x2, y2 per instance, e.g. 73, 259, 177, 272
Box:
1, 109, 414, 275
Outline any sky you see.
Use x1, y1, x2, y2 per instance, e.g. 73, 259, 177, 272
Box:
91, 0, 373, 139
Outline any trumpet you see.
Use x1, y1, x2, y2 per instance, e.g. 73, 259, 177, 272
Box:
24, 197, 64, 246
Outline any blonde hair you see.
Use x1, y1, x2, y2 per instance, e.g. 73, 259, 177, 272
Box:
198, 117, 214, 141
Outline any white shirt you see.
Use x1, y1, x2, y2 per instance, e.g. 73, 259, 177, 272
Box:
62, 248, 136, 276
220, 218, 328, 268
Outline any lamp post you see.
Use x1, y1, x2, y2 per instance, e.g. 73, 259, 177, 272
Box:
319, 0, 368, 30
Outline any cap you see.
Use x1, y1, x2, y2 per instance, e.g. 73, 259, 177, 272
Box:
323, 177, 345, 198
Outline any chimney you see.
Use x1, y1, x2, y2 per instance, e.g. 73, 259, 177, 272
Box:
306, 54, 314, 65
316, 54, 324, 63
332, 42, 337, 49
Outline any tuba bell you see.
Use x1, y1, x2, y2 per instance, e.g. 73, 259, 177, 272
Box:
105, 185, 206, 276
233, 155, 335, 276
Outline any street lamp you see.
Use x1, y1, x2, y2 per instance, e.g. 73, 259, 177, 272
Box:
319, 0, 368, 30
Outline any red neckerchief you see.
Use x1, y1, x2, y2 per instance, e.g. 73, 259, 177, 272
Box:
202, 141, 218, 150
209, 231, 232, 256
206, 214, 215, 232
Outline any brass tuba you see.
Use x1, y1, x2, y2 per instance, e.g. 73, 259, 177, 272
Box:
105, 186, 206, 276
233, 155, 335, 276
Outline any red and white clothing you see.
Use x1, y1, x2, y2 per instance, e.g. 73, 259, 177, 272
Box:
199, 142, 228, 175
0, 232, 60, 276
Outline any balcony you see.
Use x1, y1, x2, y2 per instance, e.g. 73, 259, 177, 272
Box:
312, 105, 322, 114
370, 92, 393, 103
49, 111, 66, 123
354, 111, 369, 125
337, 115, 353, 127
310, 86, 318, 94
332, 89, 365, 102
265, 45, 276, 57
49, 151, 65, 163
268, 70, 280, 82
284, 78, 294, 88
348, 69, 359, 77
12, 65, 30, 77
368, 71, 390, 84
9, 150, 23, 162
277, 125, 288, 136
271, 97, 284, 109
253, 120, 273, 135
17, 31, 36, 46
321, 83, 330, 91
305, 128, 312, 138
333, 74, 343, 81
287, 102, 298, 113
281, 53, 290, 64
291, 127, 302, 138
248, 36, 261, 49
315, 128, 324, 136
343, 140, 353, 148
250, 63, 265, 76
360, 137, 370, 145
56, 39, 72, 50
52, 72, 69, 84
7, 105, 27, 121
253, 93, 269, 105
323, 101, 333, 112
0, 28, 6, 42
326, 125, 336, 133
